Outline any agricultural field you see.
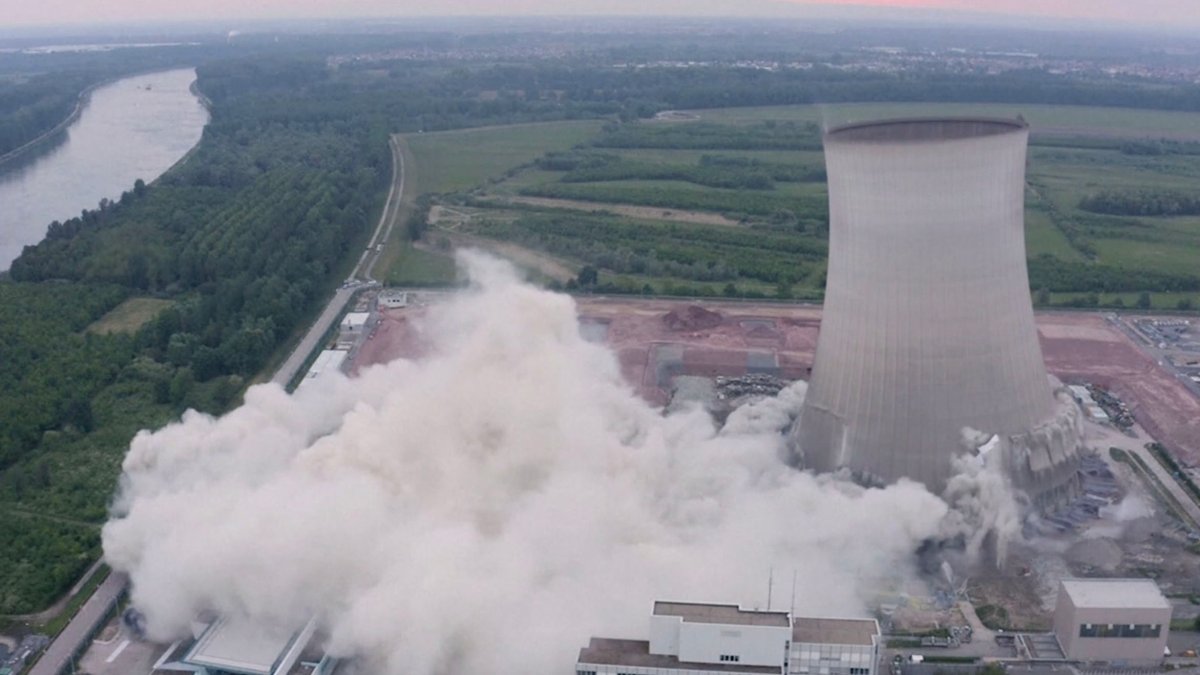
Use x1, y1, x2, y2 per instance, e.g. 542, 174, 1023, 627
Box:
404, 120, 606, 194
403, 104, 1200, 308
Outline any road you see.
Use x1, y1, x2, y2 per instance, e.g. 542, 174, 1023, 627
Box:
1089, 420, 1200, 528
270, 134, 406, 387
27, 573, 127, 675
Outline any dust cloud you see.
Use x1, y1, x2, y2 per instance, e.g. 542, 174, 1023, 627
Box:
103, 252, 950, 674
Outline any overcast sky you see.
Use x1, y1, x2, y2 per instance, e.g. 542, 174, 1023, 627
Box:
4, 0, 1200, 29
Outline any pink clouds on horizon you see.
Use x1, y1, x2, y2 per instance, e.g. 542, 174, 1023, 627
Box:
3, 0, 1199, 28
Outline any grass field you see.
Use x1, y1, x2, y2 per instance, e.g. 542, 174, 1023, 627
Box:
403, 121, 606, 195
385, 243, 457, 286
400, 106, 1200, 305
85, 298, 172, 335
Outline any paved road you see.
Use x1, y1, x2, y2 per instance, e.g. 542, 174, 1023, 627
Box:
269, 135, 405, 388
1090, 421, 1200, 528
27, 573, 127, 675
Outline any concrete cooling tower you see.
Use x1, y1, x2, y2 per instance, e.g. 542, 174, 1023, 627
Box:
790, 118, 1082, 505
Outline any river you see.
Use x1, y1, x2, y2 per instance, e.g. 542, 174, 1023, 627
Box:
0, 68, 209, 270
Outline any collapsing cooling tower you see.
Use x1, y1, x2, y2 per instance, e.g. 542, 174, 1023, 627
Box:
790, 118, 1081, 504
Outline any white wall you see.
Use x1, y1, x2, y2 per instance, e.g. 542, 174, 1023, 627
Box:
649, 615, 681, 657
677, 621, 790, 668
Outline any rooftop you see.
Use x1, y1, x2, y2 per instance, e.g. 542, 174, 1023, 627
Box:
578, 638, 780, 674
1060, 578, 1170, 610
653, 601, 790, 628
791, 617, 879, 646
825, 117, 1026, 144
184, 618, 297, 675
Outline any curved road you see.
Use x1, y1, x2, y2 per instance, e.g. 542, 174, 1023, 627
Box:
270, 135, 406, 387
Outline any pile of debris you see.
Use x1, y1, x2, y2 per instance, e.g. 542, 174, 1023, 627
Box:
1088, 384, 1135, 429
1031, 452, 1122, 536
663, 305, 723, 331
715, 374, 789, 401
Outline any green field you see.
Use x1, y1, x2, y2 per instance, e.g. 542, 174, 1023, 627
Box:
403, 121, 606, 194
385, 243, 457, 286
402, 107, 1200, 306
85, 297, 172, 335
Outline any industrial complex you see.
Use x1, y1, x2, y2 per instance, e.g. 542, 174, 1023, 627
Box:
54, 118, 1200, 675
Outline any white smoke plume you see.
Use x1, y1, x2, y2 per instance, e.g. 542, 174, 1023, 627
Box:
103, 252, 949, 674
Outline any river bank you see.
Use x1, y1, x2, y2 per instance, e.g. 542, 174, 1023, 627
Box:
0, 68, 209, 269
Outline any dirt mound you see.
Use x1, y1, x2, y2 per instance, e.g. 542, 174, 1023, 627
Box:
663, 305, 723, 331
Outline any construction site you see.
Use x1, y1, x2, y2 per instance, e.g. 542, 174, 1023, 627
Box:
348, 293, 1200, 654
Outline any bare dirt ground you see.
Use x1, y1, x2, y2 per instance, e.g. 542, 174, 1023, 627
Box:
1039, 312, 1200, 466
481, 195, 744, 227
350, 298, 1200, 466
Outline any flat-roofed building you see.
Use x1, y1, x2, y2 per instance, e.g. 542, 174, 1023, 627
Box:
789, 618, 879, 675
155, 617, 336, 675
296, 349, 348, 392
578, 602, 882, 675
340, 312, 370, 333
578, 602, 790, 675
378, 290, 408, 309
1053, 578, 1170, 666
650, 602, 792, 668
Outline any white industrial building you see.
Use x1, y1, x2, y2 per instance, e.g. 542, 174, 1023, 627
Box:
790, 618, 879, 675
577, 602, 879, 675
155, 616, 336, 675
340, 312, 370, 332
1052, 578, 1171, 666
296, 349, 348, 391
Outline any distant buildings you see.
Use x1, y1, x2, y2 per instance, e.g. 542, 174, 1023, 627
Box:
1053, 578, 1171, 666
576, 602, 879, 675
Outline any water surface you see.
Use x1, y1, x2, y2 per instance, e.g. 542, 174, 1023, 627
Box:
0, 68, 208, 269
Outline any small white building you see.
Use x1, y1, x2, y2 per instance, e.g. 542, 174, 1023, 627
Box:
296, 349, 348, 392
340, 312, 370, 333
155, 616, 336, 675
1053, 578, 1171, 666
578, 602, 790, 675
789, 618, 880, 675
378, 290, 408, 309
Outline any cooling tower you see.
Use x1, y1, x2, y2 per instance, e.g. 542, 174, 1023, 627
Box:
791, 118, 1081, 502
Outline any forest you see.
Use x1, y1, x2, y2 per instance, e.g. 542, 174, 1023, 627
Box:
1079, 189, 1200, 217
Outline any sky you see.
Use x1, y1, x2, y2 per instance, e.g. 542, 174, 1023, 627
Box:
2, 0, 1199, 30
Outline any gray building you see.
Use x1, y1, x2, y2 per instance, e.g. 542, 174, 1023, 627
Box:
1052, 578, 1171, 665
791, 118, 1081, 502
789, 617, 879, 675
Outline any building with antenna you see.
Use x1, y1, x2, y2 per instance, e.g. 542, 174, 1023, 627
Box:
575, 602, 879, 675
790, 117, 1082, 505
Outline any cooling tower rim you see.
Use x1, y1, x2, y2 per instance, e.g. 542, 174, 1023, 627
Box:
825, 116, 1029, 144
